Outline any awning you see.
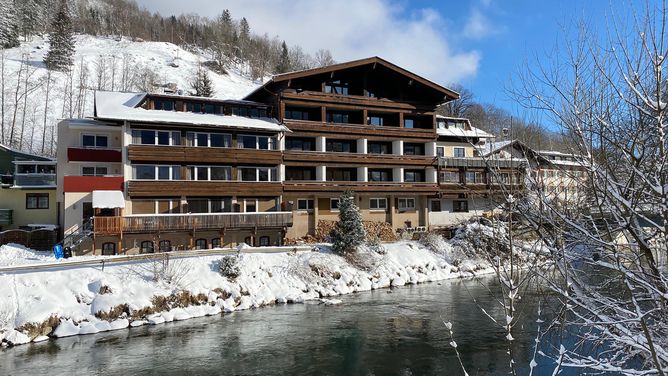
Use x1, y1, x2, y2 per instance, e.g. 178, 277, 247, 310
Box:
92, 190, 125, 209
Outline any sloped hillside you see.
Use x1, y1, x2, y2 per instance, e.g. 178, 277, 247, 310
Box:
0, 34, 260, 156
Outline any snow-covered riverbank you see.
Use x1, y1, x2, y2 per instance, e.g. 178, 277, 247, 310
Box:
0, 222, 542, 347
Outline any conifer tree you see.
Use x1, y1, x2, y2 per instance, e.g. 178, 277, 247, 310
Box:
275, 41, 290, 73
331, 190, 366, 255
44, 0, 75, 71
189, 64, 214, 97
0, 0, 19, 48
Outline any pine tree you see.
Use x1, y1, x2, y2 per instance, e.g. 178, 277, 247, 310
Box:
44, 0, 75, 71
0, 0, 19, 48
275, 41, 290, 73
239, 17, 250, 42
331, 190, 367, 255
189, 64, 214, 97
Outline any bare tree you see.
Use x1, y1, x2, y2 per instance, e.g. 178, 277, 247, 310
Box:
437, 83, 474, 118
507, 3, 668, 373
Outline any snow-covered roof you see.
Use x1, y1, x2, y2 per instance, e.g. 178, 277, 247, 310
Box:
94, 91, 288, 132
436, 115, 495, 139
92, 190, 125, 209
475, 140, 514, 156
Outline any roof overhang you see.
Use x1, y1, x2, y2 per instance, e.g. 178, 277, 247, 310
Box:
92, 190, 125, 209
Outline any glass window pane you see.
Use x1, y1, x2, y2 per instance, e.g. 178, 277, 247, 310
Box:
136, 166, 155, 179
196, 167, 208, 181
172, 132, 181, 145
210, 167, 230, 180
96, 167, 108, 176
258, 168, 269, 181
240, 168, 256, 181
210, 134, 229, 147
82, 135, 95, 147
240, 136, 256, 149
196, 133, 208, 147
82, 167, 95, 176
96, 136, 108, 147
140, 130, 155, 145
188, 199, 209, 213
157, 132, 170, 145
158, 166, 171, 180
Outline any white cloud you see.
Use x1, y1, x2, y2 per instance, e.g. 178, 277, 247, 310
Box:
135, 0, 481, 84
463, 8, 496, 39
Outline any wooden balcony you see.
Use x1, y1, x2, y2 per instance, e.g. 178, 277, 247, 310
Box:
281, 90, 435, 111
283, 180, 439, 194
127, 180, 283, 197
93, 212, 293, 235
283, 150, 436, 167
284, 121, 436, 141
127, 145, 282, 164
439, 157, 528, 169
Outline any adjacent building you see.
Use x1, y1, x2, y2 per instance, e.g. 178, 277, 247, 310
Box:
57, 57, 525, 255
0, 144, 57, 231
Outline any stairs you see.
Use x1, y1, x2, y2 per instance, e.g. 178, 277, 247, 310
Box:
62, 218, 93, 250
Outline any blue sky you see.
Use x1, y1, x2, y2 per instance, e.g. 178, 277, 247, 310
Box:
137, 0, 625, 116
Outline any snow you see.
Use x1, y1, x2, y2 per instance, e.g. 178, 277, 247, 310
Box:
0, 244, 53, 266
92, 190, 125, 209
0, 225, 538, 346
1, 34, 264, 155
94, 91, 288, 132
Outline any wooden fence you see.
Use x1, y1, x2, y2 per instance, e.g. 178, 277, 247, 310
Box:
0, 229, 59, 251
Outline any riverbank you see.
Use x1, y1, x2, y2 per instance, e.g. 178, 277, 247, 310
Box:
0, 222, 544, 347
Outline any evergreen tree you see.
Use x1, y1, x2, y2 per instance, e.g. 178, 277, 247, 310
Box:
239, 17, 250, 41
0, 0, 19, 48
44, 0, 75, 71
331, 190, 366, 255
189, 64, 214, 97
275, 41, 290, 73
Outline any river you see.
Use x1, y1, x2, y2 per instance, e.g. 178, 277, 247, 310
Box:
1, 276, 570, 375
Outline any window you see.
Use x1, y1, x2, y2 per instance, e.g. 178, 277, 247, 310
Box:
102, 242, 116, 256
370, 198, 387, 210
285, 167, 315, 181
195, 239, 207, 250
159, 240, 172, 252
26, 193, 49, 209
368, 169, 392, 182
398, 198, 415, 211
326, 139, 356, 153
132, 130, 180, 145
186, 132, 231, 148
453, 147, 466, 158
154, 100, 175, 111
437, 119, 446, 129
436, 147, 445, 158
297, 199, 314, 211
238, 135, 276, 150
285, 109, 310, 121
404, 119, 414, 128
404, 170, 425, 182
330, 198, 340, 211
326, 168, 356, 181
324, 80, 349, 95
244, 237, 253, 246
189, 166, 232, 181
453, 200, 469, 213
133, 165, 180, 180
82, 134, 108, 148
403, 143, 424, 156
367, 116, 384, 126
430, 200, 442, 212
140, 241, 154, 254
82, 166, 108, 176
212, 238, 221, 249
259, 236, 270, 247
238, 167, 277, 182
244, 200, 257, 213
368, 141, 392, 154
285, 137, 315, 151
232, 106, 267, 118
326, 111, 350, 124
465, 171, 486, 184
440, 171, 461, 183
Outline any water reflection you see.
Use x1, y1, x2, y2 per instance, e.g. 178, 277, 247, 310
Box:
2, 276, 573, 375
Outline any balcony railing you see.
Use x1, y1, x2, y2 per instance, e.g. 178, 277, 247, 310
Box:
13, 173, 56, 187
439, 157, 527, 169
68, 147, 122, 162
93, 212, 293, 234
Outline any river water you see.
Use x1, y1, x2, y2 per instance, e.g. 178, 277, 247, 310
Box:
1, 276, 569, 375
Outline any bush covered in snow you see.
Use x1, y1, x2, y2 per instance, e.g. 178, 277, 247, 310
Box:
219, 255, 241, 281
450, 218, 511, 259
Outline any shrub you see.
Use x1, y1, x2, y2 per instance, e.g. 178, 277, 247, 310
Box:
219, 255, 241, 281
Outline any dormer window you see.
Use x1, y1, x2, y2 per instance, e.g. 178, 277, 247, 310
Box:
154, 100, 175, 111
325, 80, 349, 95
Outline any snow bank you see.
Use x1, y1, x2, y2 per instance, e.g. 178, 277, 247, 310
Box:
0, 223, 540, 346
0, 244, 53, 267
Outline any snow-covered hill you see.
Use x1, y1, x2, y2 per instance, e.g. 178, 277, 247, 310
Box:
0, 34, 260, 156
